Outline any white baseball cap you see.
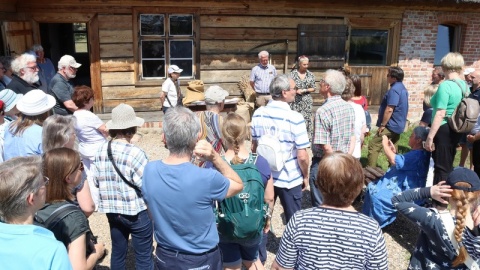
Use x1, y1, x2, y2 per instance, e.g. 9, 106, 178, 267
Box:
58, 55, 82, 68
167, 65, 183, 74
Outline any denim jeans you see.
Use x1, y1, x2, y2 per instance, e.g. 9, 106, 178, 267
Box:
309, 157, 324, 207
106, 210, 154, 270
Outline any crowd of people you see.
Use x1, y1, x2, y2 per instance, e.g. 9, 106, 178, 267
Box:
1, 46, 480, 270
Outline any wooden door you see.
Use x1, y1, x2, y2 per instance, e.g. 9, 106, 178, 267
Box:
2, 21, 34, 56
349, 66, 390, 106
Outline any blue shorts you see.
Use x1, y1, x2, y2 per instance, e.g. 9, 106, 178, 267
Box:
219, 236, 262, 267
154, 245, 222, 270
459, 133, 473, 149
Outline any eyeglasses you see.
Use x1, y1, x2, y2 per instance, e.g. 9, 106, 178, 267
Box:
33, 176, 49, 193
24, 65, 39, 71
320, 79, 329, 85
77, 162, 84, 172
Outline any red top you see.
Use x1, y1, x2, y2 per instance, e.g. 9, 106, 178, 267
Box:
352, 96, 368, 111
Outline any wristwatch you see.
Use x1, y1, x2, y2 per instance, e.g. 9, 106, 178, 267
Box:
380, 124, 386, 127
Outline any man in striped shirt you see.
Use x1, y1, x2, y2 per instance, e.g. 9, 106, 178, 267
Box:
310, 69, 356, 207
250, 50, 277, 108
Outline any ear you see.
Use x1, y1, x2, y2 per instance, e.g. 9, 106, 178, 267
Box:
26, 192, 35, 207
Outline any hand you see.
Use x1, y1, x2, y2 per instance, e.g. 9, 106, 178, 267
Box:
430, 181, 452, 204
263, 217, 271, 234
467, 134, 476, 143
296, 89, 303, 95
377, 126, 385, 135
193, 140, 216, 162
472, 206, 480, 227
94, 242, 106, 260
424, 137, 435, 152
302, 177, 309, 191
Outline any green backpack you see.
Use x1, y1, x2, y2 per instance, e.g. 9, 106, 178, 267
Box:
217, 153, 267, 241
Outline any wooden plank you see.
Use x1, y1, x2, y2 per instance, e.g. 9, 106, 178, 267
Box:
100, 58, 134, 72
200, 15, 343, 28
101, 71, 135, 86
201, 27, 297, 41
98, 14, 133, 30
200, 54, 296, 70
201, 70, 251, 84
99, 29, 132, 44
349, 66, 389, 105
103, 98, 161, 113
203, 83, 242, 96
4, 21, 33, 56
349, 17, 399, 29
99, 43, 133, 58
31, 13, 94, 23
88, 15, 103, 113
201, 40, 296, 55
102, 86, 161, 99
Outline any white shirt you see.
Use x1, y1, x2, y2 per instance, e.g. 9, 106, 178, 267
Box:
73, 109, 106, 159
162, 78, 180, 107
349, 101, 366, 158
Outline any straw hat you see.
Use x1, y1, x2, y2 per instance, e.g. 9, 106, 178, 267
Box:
16, 90, 55, 116
0, 89, 23, 112
106, 103, 144, 130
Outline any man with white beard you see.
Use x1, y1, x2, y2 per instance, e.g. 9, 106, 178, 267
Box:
48, 55, 81, 115
7, 53, 40, 95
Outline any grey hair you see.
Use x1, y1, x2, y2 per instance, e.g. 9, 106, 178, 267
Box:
0, 56, 13, 70
413, 126, 429, 141
31, 44, 44, 52
0, 156, 43, 222
11, 53, 37, 75
42, 115, 76, 152
163, 106, 200, 156
270, 74, 291, 98
324, 69, 347, 95
258, 51, 269, 59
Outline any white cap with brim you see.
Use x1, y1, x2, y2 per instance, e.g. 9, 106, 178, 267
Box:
58, 55, 82, 68
464, 68, 475, 75
0, 89, 23, 112
106, 103, 145, 130
168, 65, 183, 74
16, 90, 55, 116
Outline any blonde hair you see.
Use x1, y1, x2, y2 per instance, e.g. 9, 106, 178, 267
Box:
441, 52, 465, 73
423, 84, 439, 107
221, 113, 249, 165
451, 182, 480, 267
9, 112, 50, 136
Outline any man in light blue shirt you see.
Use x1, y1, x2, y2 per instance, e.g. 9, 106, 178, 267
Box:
250, 50, 277, 107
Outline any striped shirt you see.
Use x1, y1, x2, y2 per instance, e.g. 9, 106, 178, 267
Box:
251, 100, 309, 189
275, 207, 388, 270
312, 95, 355, 158
92, 141, 148, 215
250, 64, 277, 94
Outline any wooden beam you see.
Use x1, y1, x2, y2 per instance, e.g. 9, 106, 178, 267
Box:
102, 86, 160, 99
100, 58, 134, 72
200, 15, 343, 28
101, 71, 135, 86
201, 40, 296, 55
99, 43, 133, 58
30, 12, 95, 23
201, 27, 297, 41
200, 54, 296, 70
99, 29, 133, 43
88, 15, 103, 113
98, 14, 133, 30
103, 98, 161, 113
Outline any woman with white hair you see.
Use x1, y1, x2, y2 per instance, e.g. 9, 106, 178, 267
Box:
0, 156, 72, 269
3, 89, 55, 160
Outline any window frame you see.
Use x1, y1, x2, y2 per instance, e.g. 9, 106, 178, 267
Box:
433, 23, 463, 66
348, 28, 389, 66
133, 8, 199, 84
72, 23, 88, 54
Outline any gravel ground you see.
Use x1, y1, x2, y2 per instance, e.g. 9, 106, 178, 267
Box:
89, 128, 418, 269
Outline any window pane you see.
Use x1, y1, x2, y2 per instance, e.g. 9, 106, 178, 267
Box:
142, 41, 165, 59
141, 14, 164, 36
74, 33, 88, 53
73, 23, 86, 32
142, 60, 165, 78
170, 60, 193, 77
434, 25, 453, 65
349, 29, 388, 65
170, 41, 192, 58
169, 15, 193, 36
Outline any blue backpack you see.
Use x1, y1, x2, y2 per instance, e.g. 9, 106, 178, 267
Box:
217, 153, 267, 241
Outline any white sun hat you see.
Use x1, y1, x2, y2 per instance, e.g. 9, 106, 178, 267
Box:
106, 103, 145, 130
16, 89, 55, 116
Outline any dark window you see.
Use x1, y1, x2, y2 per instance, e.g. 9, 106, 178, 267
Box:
349, 29, 388, 66
139, 14, 194, 79
434, 24, 461, 65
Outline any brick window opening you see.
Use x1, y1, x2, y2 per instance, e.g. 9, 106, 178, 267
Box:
434, 24, 462, 65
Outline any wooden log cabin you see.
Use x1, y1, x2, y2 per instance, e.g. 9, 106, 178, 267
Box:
1, 0, 480, 118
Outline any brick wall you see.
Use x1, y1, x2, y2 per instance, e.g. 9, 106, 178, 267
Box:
398, 10, 480, 121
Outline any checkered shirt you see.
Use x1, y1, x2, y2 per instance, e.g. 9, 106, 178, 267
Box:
312, 95, 355, 158
250, 64, 277, 94
92, 141, 148, 215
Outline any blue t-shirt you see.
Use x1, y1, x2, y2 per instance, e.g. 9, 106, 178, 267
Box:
142, 161, 230, 253
376, 81, 409, 134
3, 123, 42, 161
0, 223, 72, 270
205, 154, 272, 185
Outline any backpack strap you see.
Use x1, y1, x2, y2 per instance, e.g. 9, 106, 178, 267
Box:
433, 208, 480, 269
36, 203, 80, 230
450, 79, 468, 98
